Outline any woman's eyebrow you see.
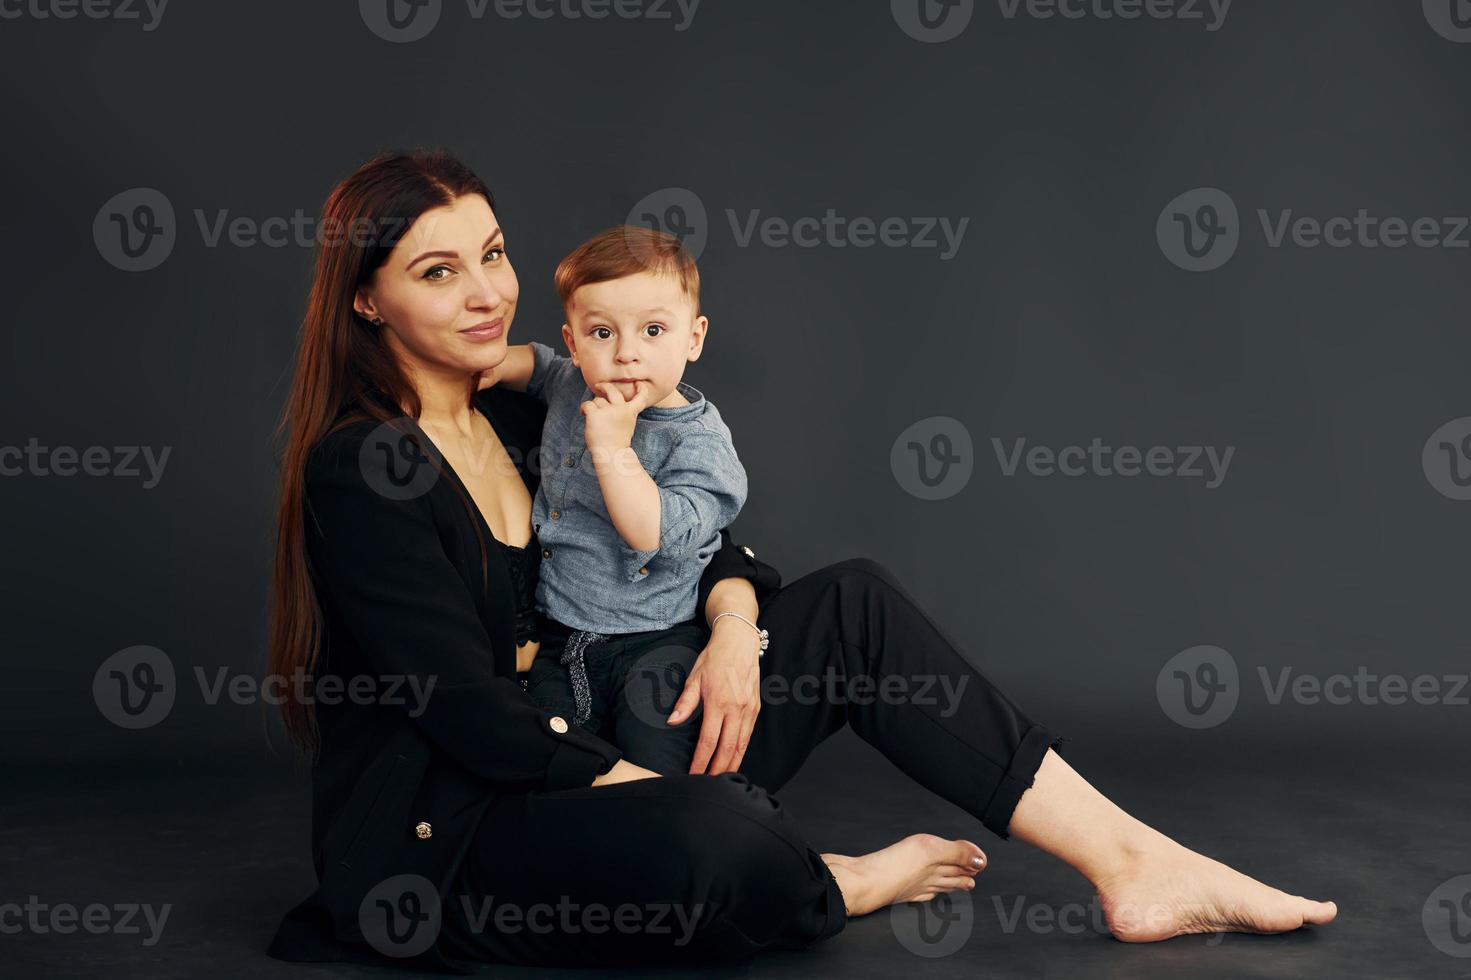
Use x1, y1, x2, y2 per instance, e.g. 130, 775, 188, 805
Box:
406, 228, 503, 270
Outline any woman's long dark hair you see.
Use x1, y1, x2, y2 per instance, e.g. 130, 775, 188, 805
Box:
269, 150, 495, 754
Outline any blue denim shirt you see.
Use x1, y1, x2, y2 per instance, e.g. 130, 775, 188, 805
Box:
526, 341, 748, 632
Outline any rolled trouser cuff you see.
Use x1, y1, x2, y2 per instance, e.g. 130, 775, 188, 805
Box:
980, 723, 1068, 839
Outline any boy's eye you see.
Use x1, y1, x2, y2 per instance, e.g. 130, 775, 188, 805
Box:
643, 323, 665, 337
592, 327, 612, 340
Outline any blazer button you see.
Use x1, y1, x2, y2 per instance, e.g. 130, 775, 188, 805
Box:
549, 716, 569, 734
414, 821, 432, 840
741, 546, 755, 558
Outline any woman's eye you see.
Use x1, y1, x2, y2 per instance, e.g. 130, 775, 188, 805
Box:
483, 246, 505, 263
423, 265, 450, 281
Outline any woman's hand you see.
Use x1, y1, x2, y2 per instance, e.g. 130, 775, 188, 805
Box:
591, 759, 662, 786
668, 614, 763, 775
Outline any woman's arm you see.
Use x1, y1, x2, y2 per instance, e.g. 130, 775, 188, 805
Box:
305, 426, 622, 791
477, 343, 536, 392
668, 529, 781, 774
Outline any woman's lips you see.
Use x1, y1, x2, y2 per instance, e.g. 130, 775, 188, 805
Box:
459, 318, 505, 341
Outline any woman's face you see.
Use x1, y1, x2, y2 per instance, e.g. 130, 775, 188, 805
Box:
353, 193, 519, 379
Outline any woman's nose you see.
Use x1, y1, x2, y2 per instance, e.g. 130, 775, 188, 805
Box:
466, 268, 505, 309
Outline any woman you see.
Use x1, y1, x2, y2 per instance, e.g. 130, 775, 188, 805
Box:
266, 151, 1336, 971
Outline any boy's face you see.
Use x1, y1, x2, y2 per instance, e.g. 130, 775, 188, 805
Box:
561, 270, 708, 409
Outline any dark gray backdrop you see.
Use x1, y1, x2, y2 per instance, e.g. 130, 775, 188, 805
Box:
3, 1, 1467, 772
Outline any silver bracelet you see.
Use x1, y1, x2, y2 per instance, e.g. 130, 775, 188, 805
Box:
711, 611, 769, 657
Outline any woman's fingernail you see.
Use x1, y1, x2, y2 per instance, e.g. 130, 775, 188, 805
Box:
973, 856, 985, 867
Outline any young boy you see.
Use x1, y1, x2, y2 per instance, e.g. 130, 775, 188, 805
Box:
486, 225, 762, 775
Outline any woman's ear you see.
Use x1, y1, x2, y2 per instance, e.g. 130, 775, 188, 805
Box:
352, 288, 378, 323
561, 322, 579, 366
687, 315, 709, 362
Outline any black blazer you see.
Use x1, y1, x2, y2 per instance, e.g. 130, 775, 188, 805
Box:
266, 384, 781, 973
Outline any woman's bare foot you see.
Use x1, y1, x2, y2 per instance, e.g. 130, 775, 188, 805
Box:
1094, 833, 1339, 942
1010, 748, 1337, 943
822, 834, 986, 916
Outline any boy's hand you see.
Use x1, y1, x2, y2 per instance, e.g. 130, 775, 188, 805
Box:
581, 381, 655, 451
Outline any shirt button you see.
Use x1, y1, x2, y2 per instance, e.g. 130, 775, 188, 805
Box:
638, 567, 649, 576
550, 510, 560, 520
564, 455, 575, 467
414, 821, 432, 840
542, 548, 552, 560
549, 716, 569, 734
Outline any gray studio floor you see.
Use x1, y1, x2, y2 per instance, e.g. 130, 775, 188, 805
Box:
5, 729, 1465, 979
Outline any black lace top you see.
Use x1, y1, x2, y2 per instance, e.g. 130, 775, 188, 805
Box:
497, 536, 541, 646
